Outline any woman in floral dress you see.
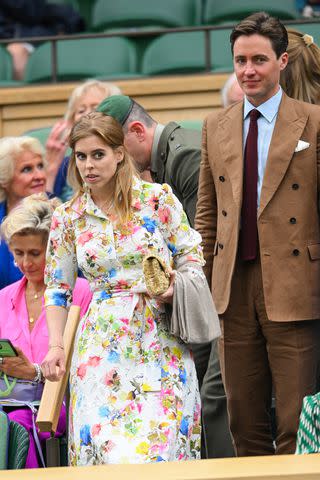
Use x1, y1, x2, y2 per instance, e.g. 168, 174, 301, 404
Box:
41, 112, 204, 465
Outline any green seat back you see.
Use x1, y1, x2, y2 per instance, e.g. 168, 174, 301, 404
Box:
178, 120, 203, 131
287, 22, 320, 45
210, 28, 233, 72
0, 411, 9, 469
8, 421, 29, 470
0, 46, 14, 82
142, 32, 206, 75
92, 0, 201, 31
76, 0, 96, 29
24, 37, 138, 83
141, 29, 234, 76
203, 0, 299, 24
24, 126, 52, 148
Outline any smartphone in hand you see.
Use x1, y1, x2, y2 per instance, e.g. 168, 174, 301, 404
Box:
0, 339, 18, 357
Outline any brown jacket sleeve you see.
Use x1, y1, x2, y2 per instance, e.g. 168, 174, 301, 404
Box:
195, 117, 218, 286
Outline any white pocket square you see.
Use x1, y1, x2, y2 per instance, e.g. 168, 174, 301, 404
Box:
295, 140, 310, 153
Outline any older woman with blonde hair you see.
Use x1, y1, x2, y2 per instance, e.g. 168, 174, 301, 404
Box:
0, 136, 48, 289
42, 112, 205, 465
280, 28, 320, 105
0, 193, 92, 468
46, 79, 122, 201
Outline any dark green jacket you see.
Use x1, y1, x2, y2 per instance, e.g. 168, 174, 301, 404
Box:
150, 122, 201, 227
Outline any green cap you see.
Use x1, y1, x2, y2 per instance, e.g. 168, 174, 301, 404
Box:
96, 95, 133, 125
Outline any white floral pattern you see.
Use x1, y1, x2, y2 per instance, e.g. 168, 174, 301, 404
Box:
45, 178, 204, 465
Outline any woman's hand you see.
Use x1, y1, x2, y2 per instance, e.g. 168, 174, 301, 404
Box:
41, 347, 66, 382
0, 346, 36, 381
152, 268, 176, 304
45, 120, 71, 192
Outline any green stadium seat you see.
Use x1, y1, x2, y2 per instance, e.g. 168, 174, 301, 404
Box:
203, 0, 299, 25
7, 421, 29, 470
287, 21, 320, 45
24, 37, 139, 83
24, 126, 52, 148
178, 119, 203, 131
0, 411, 9, 469
0, 45, 14, 83
141, 29, 233, 76
91, 0, 201, 32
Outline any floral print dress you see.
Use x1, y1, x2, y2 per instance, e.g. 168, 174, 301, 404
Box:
45, 178, 204, 465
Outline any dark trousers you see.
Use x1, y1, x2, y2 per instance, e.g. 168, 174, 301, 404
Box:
191, 341, 235, 458
219, 254, 320, 456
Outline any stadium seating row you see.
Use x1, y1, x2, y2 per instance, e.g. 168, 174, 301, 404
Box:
1, 20, 319, 85
55, 0, 301, 31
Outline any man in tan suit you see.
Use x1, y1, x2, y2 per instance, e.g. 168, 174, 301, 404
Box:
195, 11, 320, 456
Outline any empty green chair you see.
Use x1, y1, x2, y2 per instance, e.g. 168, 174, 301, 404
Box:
210, 28, 234, 72
0, 410, 9, 469
7, 421, 29, 470
0, 45, 14, 84
203, 0, 299, 25
91, 0, 201, 31
142, 32, 206, 75
24, 37, 138, 83
141, 29, 233, 76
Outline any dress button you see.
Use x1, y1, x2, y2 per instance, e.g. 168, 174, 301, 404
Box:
293, 249, 300, 256
222, 210, 227, 216
219, 176, 225, 182
292, 183, 299, 190
218, 243, 224, 249
290, 217, 297, 224
170, 135, 175, 141
160, 152, 166, 159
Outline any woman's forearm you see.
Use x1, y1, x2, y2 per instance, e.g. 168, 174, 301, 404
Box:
45, 305, 68, 346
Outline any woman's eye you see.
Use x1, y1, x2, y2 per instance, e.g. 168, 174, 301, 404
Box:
37, 163, 44, 170
76, 153, 86, 161
21, 166, 32, 173
94, 151, 104, 159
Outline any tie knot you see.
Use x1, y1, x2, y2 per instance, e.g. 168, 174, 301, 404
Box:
249, 109, 260, 121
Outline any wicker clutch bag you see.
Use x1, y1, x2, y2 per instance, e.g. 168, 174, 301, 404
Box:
142, 254, 171, 296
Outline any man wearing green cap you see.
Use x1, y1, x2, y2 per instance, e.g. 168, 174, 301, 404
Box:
97, 95, 200, 225
96, 94, 235, 459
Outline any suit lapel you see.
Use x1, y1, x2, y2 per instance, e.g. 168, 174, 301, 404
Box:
258, 94, 309, 218
217, 102, 244, 209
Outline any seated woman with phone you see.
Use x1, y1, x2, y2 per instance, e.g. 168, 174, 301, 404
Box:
0, 193, 92, 468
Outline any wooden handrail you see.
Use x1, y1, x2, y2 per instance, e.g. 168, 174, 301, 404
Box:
36, 305, 81, 433
1, 453, 320, 478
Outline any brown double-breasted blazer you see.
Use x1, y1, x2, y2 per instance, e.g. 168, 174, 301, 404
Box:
195, 93, 320, 321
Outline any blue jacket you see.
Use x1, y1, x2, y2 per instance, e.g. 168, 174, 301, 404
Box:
0, 201, 22, 290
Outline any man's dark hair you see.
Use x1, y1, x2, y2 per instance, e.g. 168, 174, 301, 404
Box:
230, 11, 288, 58
123, 100, 155, 132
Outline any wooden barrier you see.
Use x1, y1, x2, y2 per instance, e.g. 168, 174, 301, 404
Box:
0, 73, 228, 137
36, 305, 80, 433
0, 454, 320, 479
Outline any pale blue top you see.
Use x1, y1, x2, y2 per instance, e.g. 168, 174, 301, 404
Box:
243, 87, 283, 206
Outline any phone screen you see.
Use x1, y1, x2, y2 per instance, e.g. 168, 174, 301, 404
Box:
0, 339, 18, 357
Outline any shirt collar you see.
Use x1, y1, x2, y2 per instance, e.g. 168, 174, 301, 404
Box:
10, 276, 28, 310
150, 123, 165, 173
243, 87, 283, 123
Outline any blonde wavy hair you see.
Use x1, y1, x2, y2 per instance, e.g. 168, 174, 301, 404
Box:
65, 79, 122, 124
1, 193, 61, 244
68, 112, 136, 223
280, 29, 320, 105
0, 136, 46, 203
